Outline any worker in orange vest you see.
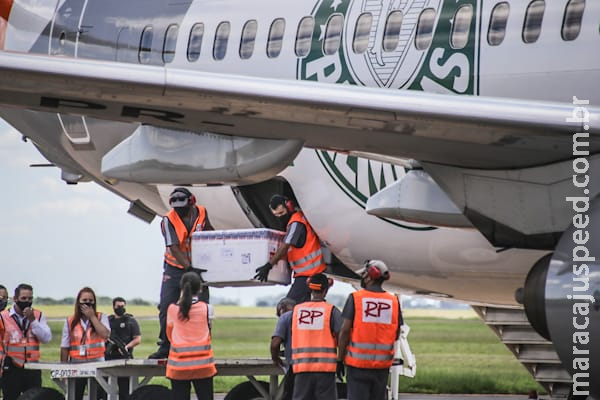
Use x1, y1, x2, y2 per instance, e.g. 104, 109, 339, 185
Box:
60, 287, 110, 400
0, 283, 52, 400
290, 273, 342, 400
254, 195, 326, 304
150, 187, 214, 360
166, 271, 216, 400
338, 260, 403, 400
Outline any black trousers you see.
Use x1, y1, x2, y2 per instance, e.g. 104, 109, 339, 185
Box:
282, 367, 295, 400
346, 366, 389, 400
285, 276, 311, 304
74, 378, 107, 400
170, 377, 213, 400
158, 264, 209, 353
0, 367, 41, 400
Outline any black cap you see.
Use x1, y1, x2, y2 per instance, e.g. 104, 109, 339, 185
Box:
308, 273, 330, 292
269, 194, 287, 210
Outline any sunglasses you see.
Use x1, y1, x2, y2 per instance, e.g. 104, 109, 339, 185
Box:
169, 196, 188, 203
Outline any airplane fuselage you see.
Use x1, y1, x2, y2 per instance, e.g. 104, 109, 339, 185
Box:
1, 0, 596, 305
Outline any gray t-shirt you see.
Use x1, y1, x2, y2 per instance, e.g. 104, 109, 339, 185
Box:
272, 310, 293, 364
284, 221, 307, 248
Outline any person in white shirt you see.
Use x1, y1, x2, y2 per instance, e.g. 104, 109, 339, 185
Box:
0, 283, 52, 400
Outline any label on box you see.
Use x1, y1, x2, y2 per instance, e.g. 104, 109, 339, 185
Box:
192, 228, 291, 286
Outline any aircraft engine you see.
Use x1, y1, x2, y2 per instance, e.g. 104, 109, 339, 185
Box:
523, 201, 600, 398
101, 125, 304, 185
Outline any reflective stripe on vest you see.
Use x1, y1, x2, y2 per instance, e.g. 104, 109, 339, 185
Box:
166, 301, 217, 380
167, 356, 215, 368
67, 314, 106, 363
344, 290, 399, 369
286, 211, 326, 277
291, 302, 337, 373
0, 309, 42, 366
164, 205, 207, 269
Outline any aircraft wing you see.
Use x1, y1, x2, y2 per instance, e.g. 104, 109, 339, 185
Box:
0, 51, 597, 170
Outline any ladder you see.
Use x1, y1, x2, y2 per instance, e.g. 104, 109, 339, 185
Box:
472, 306, 573, 399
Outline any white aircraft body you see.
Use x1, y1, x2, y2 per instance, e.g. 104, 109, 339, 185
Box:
0, 0, 598, 398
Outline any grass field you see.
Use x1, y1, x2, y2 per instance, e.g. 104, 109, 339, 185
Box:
34, 305, 543, 395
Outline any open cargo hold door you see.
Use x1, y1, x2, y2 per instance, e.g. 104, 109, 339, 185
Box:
232, 177, 358, 280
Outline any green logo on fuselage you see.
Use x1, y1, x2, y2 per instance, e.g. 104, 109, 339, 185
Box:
300, 0, 479, 228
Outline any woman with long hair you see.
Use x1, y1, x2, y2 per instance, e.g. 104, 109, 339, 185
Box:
60, 287, 110, 400
166, 272, 216, 400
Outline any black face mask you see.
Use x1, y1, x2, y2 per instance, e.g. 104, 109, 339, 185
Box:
360, 277, 368, 289
80, 302, 96, 311
175, 205, 191, 219
278, 213, 291, 226
16, 301, 32, 310
0, 299, 7, 311
114, 306, 126, 317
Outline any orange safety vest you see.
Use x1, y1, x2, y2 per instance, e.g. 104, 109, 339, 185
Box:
291, 301, 337, 373
0, 309, 42, 367
345, 290, 399, 369
166, 301, 217, 380
163, 205, 207, 269
286, 211, 326, 277
67, 314, 106, 363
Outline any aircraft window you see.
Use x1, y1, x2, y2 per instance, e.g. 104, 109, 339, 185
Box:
451, 5, 473, 49
139, 25, 153, 64
522, 0, 545, 44
163, 24, 179, 64
383, 11, 403, 52
240, 20, 258, 59
323, 14, 343, 56
267, 18, 286, 58
415, 8, 436, 50
187, 23, 204, 62
58, 32, 66, 52
213, 21, 231, 60
562, 0, 585, 41
295, 16, 314, 57
353, 12, 372, 54
487, 2, 510, 46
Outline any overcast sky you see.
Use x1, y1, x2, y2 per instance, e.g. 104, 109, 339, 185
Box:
0, 119, 355, 306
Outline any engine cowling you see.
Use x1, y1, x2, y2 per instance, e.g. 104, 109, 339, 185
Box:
523, 201, 600, 398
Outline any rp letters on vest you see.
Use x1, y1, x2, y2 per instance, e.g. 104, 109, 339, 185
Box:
361, 298, 393, 324
296, 306, 326, 330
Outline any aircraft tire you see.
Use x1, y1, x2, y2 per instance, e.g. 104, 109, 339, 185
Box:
17, 387, 65, 400
129, 384, 171, 400
224, 380, 269, 400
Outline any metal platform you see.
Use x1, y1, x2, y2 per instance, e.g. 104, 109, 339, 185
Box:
27, 358, 283, 400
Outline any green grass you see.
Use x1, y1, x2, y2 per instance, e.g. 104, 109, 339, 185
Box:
34, 306, 543, 395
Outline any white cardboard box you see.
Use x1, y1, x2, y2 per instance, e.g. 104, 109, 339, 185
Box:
191, 228, 291, 287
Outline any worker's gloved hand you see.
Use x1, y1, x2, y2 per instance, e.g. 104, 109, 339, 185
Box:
336, 360, 345, 381
254, 262, 273, 282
